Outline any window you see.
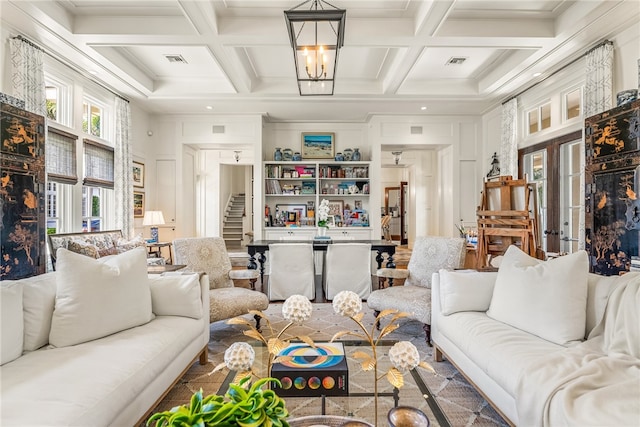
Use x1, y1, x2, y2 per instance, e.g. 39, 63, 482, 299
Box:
527, 102, 552, 135
83, 139, 114, 188
82, 186, 107, 232
45, 85, 58, 121
82, 98, 105, 138
82, 139, 114, 232
564, 87, 582, 121
46, 182, 59, 234
46, 128, 78, 185
44, 75, 71, 126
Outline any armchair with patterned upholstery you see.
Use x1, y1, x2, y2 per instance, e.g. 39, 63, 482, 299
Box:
173, 237, 269, 328
367, 236, 466, 345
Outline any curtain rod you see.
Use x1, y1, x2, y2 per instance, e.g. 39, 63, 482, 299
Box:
11, 35, 130, 103
502, 39, 612, 105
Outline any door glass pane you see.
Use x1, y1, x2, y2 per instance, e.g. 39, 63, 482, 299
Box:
560, 140, 582, 254
523, 150, 547, 252
571, 141, 581, 173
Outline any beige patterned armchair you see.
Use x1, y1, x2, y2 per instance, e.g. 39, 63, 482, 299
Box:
367, 236, 466, 345
173, 237, 268, 328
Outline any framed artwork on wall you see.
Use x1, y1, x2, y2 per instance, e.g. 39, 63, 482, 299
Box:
133, 161, 145, 187
301, 132, 335, 159
133, 191, 145, 218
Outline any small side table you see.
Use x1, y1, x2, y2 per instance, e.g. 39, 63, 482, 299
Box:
146, 241, 173, 265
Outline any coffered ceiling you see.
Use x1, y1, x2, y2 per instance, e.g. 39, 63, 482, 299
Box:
2, 0, 639, 122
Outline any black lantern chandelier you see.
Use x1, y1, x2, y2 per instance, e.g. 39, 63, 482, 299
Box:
284, 0, 346, 96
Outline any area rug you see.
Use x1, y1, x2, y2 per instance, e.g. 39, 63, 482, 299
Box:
150, 303, 508, 427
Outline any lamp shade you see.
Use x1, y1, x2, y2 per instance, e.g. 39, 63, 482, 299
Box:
142, 211, 165, 226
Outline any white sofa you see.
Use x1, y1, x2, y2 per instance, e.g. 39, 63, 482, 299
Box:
431, 246, 640, 426
0, 247, 210, 427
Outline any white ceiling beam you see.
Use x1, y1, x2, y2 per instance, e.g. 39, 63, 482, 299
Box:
380, 0, 453, 95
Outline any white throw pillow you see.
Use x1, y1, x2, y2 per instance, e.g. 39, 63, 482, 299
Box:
49, 246, 152, 347
149, 273, 203, 319
487, 245, 589, 345
21, 272, 57, 351
1, 281, 24, 365
439, 269, 497, 315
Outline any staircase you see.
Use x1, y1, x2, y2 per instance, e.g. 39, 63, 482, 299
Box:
223, 194, 245, 250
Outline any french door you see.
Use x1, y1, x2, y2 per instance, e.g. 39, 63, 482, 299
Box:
519, 130, 582, 254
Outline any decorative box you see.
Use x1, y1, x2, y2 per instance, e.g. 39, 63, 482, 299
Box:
271, 342, 348, 397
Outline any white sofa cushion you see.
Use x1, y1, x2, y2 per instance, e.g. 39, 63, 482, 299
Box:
49, 247, 152, 347
1, 281, 23, 365
21, 272, 56, 351
149, 273, 203, 319
1, 316, 202, 426
487, 246, 588, 346
437, 311, 563, 398
439, 269, 497, 315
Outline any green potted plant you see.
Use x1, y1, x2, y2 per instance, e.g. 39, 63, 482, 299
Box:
147, 377, 289, 427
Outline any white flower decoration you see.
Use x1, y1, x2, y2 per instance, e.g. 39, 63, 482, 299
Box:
388, 341, 420, 372
282, 294, 313, 324
224, 342, 255, 371
332, 290, 362, 317
317, 199, 330, 227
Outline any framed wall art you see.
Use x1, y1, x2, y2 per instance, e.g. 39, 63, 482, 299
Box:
133, 161, 145, 187
133, 191, 145, 218
301, 132, 335, 159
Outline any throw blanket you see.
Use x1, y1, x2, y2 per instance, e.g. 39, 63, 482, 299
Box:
516, 274, 640, 426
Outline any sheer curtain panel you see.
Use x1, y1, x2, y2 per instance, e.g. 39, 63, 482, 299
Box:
500, 98, 518, 178
114, 97, 134, 238
9, 37, 45, 116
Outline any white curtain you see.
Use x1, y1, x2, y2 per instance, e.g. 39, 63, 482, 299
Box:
500, 98, 518, 178
579, 42, 614, 250
10, 37, 45, 116
114, 97, 134, 238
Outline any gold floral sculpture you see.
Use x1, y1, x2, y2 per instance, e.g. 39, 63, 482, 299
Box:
212, 294, 316, 379
330, 290, 435, 422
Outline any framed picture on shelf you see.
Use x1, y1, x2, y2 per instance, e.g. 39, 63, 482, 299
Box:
327, 200, 344, 220
301, 132, 335, 159
327, 215, 336, 227
133, 161, 145, 187
354, 200, 362, 210
133, 192, 145, 218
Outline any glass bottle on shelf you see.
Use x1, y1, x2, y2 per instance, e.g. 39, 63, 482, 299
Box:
274, 147, 283, 161
352, 148, 361, 161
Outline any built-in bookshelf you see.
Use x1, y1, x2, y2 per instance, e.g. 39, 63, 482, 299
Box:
263, 161, 371, 234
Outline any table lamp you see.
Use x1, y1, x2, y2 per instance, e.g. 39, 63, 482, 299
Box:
142, 210, 165, 243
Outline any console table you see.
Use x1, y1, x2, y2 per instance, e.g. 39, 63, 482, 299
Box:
246, 240, 396, 287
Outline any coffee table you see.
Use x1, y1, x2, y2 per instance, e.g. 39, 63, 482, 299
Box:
218, 340, 450, 427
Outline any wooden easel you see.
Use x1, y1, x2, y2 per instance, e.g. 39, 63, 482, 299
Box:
476, 176, 543, 269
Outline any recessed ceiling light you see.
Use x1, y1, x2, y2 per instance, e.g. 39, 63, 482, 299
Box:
206, 105, 213, 110
420, 106, 427, 111
533, 72, 542, 77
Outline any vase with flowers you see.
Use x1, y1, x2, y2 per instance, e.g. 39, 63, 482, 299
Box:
317, 199, 330, 237
331, 290, 436, 423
